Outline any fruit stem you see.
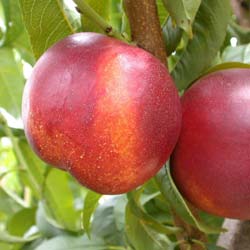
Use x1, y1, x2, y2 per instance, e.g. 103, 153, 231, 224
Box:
73, 0, 129, 42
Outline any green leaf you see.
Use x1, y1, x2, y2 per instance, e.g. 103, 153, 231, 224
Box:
0, 125, 24, 138
157, 0, 168, 25
114, 195, 127, 231
205, 62, 250, 75
0, 189, 21, 215
162, 17, 183, 55
127, 192, 181, 235
126, 200, 175, 250
0, 242, 13, 250
19, 0, 74, 59
0, 231, 39, 243
92, 196, 125, 246
222, 44, 250, 64
34, 235, 107, 250
7, 208, 36, 237
36, 203, 67, 238
81, 0, 123, 33
18, 139, 46, 196
83, 190, 101, 237
18, 139, 80, 232
0, 47, 25, 118
13, 31, 35, 65
43, 168, 81, 232
1, 0, 24, 45
81, 0, 109, 33
155, 165, 224, 234
171, 0, 231, 90
228, 21, 250, 45
162, 0, 201, 36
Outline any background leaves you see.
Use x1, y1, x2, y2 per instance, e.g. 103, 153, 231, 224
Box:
0, 0, 248, 249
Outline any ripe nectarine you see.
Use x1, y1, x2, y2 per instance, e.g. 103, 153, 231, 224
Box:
171, 68, 250, 219
22, 32, 181, 194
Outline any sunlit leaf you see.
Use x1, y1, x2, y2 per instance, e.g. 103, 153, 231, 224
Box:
162, 0, 201, 36
19, 0, 74, 59
0, 47, 24, 118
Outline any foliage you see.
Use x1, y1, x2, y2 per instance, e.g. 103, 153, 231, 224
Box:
0, 0, 249, 250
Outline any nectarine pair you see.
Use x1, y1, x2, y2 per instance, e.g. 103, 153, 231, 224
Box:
22, 32, 250, 219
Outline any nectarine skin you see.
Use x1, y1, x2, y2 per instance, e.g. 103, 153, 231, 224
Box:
171, 68, 250, 219
22, 32, 181, 194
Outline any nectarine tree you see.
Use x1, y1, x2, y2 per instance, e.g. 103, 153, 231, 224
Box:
0, 0, 249, 250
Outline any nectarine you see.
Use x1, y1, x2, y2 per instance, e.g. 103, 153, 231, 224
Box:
171, 68, 250, 219
22, 32, 181, 194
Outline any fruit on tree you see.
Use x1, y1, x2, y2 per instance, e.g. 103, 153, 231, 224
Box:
171, 68, 250, 219
22, 32, 181, 194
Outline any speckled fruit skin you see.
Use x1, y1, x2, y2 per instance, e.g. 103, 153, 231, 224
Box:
171, 68, 250, 219
22, 32, 181, 194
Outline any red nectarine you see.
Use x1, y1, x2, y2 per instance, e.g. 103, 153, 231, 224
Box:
22, 32, 181, 194
171, 68, 250, 219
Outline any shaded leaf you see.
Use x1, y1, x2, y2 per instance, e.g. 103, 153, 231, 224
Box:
92, 196, 125, 246
126, 200, 174, 250
162, 17, 183, 55
228, 21, 250, 45
171, 0, 231, 90
222, 44, 250, 64
19, 0, 74, 59
127, 192, 181, 235
34, 235, 107, 250
36, 203, 67, 238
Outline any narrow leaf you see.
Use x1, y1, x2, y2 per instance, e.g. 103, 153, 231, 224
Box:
83, 190, 102, 237
155, 165, 224, 234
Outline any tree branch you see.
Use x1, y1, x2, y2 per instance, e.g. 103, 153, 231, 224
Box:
123, 0, 167, 64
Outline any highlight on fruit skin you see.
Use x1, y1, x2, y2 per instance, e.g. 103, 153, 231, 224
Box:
22, 32, 182, 194
171, 67, 250, 219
